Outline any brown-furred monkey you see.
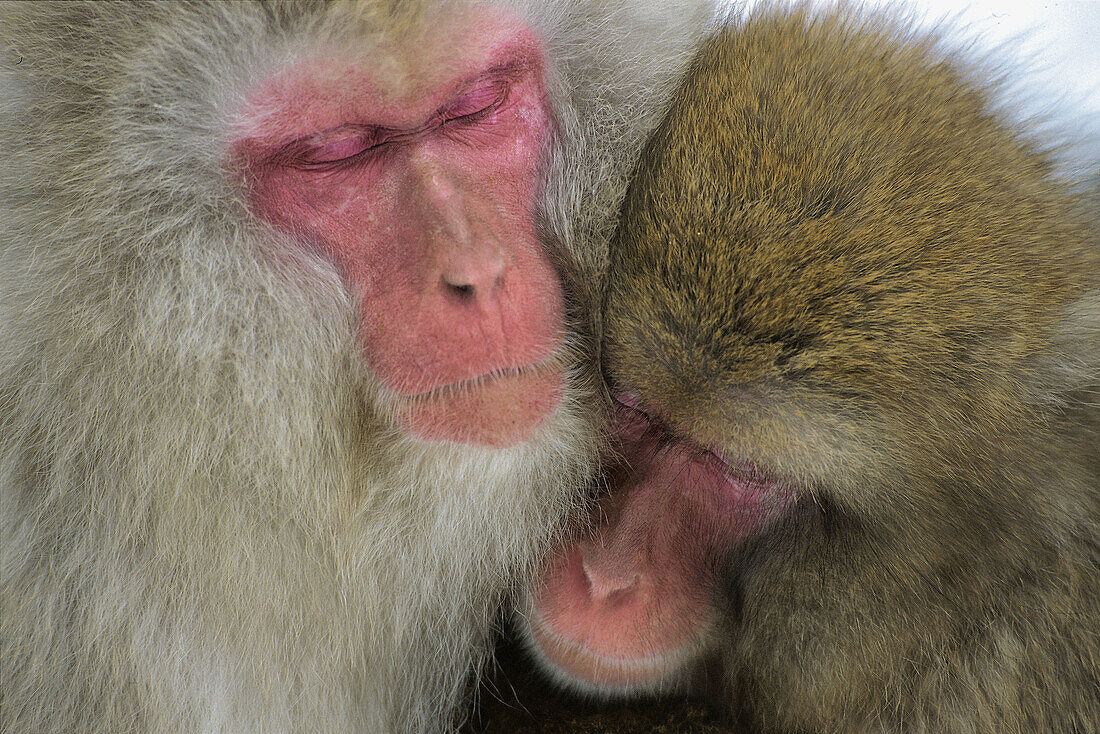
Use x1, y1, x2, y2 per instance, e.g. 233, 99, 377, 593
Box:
519, 8, 1100, 733
0, 1, 710, 732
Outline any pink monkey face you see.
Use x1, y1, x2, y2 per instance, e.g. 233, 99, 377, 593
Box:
233, 9, 564, 447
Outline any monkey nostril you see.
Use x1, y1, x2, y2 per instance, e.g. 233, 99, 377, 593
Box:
441, 268, 505, 303
438, 248, 506, 303
445, 281, 476, 300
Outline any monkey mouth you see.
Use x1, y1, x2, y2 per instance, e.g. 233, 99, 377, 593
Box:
522, 541, 710, 693
525, 607, 700, 693
394, 358, 566, 447
400, 357, 563, 400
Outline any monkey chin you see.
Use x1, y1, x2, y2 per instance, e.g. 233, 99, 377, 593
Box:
396, 362, 565, 448
522, 548, 709, 696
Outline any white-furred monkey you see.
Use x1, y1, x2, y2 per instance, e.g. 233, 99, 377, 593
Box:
520, 7, 1100, 733
0, 2, 710, 732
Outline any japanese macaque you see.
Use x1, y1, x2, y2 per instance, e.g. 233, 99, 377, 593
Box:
0, 2, 709, 732
519, 8, 1100, 733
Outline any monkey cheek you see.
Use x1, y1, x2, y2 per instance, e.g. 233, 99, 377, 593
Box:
526, 547, 710, 693
395, 366, 565, 447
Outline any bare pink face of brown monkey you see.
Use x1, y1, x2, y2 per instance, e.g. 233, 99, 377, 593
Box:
527, 398, 795, 692
232, 9, 562, 447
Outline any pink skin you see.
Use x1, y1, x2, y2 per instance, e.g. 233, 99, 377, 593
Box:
231, 11, 563, 447
530, 399, 795, 690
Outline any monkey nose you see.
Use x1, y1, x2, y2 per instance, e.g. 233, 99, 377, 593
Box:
580, 547, 641, 602
439, 249, 505, 303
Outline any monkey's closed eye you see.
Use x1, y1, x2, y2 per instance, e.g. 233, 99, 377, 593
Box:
441, 81, 508, 125
610, 390, 693, 456
286, 125, 394, 167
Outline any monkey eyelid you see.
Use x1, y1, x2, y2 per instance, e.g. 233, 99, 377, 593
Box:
281, 126, 394, 166
440, 77, 510, 122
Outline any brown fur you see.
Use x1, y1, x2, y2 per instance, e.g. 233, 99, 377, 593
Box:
0, 1, 709, 732
598, 8, 1100, 733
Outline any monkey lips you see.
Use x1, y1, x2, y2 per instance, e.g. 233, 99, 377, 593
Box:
395, 360, 565, 447
527, 398, 795, 691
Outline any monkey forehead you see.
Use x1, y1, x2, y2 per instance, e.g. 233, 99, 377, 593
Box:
234, 4, 544, 146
